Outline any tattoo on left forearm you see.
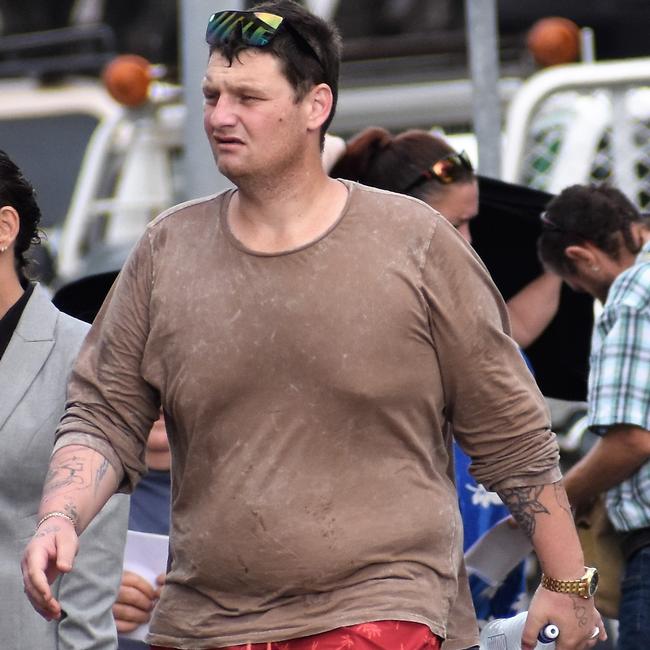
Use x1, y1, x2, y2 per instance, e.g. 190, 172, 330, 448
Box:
497, 485, 549, 538
553, 480, 573, 517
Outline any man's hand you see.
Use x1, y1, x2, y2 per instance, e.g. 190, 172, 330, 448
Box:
522, 586, 606, 650
113, 570, 165, 633
21, 518, 79, 620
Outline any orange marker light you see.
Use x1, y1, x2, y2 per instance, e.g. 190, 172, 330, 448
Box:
527, 17, 581, 67
102, 55, 152, 107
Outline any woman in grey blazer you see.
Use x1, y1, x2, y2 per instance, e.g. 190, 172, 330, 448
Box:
0, 150, 129, 649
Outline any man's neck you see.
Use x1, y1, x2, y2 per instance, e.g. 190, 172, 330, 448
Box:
597, 226, 650, 303
618, 224, 650, 270
229, 168, 348, 254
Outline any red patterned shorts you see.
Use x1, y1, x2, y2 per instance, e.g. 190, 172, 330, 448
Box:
151, 619, 441, 649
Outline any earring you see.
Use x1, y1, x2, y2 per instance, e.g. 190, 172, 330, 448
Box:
591, 265, 600, 272
0, 246, 7, 253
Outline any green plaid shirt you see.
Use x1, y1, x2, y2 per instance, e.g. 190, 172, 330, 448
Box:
588, 240, 650, 532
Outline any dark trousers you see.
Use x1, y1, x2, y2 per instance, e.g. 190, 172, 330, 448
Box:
618, 545, 650, 649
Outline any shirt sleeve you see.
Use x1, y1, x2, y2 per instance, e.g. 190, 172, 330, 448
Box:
420, 216, 561, 492
588, 300, 650, 433
55, 230, 161, 492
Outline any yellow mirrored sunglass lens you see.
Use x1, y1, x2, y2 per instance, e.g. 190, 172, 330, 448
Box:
431, 160, 455, 183
254, 13, 283, 30
206, 11, 284, 46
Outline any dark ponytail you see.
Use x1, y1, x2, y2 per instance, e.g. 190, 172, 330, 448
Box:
0, 150, 42, 287
329, 126, 392, 183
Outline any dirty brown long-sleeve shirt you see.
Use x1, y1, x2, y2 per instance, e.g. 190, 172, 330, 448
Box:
56, 181, 560, 649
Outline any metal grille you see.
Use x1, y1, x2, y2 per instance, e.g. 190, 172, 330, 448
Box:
589, 130, 613, 184
519, 87, 650, 209
521, 123, 564, 191
632, 115, 650, 208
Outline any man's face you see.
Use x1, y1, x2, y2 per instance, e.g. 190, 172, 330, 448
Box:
554, 238, 638, 303
202, 49, 311, 183
558, 253, 614, 303
562, 267, 611, 303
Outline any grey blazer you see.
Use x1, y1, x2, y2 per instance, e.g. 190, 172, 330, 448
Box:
0, 285, 129, 650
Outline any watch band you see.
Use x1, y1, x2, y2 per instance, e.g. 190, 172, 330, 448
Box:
540, 566, 598, 599
541, 574, 585, 595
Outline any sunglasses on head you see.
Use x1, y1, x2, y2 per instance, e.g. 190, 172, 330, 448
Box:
540, 211, 573, 235
206, 10, 323, 69
401, 150, 473, 194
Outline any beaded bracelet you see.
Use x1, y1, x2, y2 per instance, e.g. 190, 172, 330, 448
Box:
36, 511, 76, 531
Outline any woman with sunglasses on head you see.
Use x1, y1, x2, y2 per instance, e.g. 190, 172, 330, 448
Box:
0, 149, 128, 650
330, 127, 477, 241
329, 126, 563, 351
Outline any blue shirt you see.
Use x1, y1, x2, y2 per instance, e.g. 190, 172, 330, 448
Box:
454, 444, 527, 623
127, 469, 171, 535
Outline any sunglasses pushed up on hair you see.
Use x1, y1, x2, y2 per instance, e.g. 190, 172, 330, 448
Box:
205, 10, 323, 68
401, 150, 474, 194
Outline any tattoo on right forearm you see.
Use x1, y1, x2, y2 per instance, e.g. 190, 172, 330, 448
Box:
94, 457, 109, 494
63, 502, 79, 526
497, 485, 550, 538
43, 453, 88, 494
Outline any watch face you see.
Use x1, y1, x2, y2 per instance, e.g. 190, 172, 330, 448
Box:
588, 569, 599, 596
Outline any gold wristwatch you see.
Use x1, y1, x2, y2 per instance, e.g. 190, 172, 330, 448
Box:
541, 566, 599, 599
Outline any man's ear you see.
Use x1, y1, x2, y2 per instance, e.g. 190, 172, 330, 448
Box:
305, 83, 333, 132
0, 205, 20, 249
564, 244, 596, 266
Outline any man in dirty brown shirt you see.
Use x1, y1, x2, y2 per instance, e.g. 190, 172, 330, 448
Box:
22, 2, 605, 649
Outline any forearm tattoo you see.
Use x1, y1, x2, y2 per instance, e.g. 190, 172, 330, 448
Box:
63, 501, 79, 525
94, 457, 110, 494
553, 480, 573, 518
497, 485, 549, 538
43, 453, 88, 494
42, 448, 111, 507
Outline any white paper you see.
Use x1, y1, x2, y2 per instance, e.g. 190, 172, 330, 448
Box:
464, 517, 533, 587
120, 530, 169, 641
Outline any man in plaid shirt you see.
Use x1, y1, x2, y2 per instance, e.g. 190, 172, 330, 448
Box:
538, 183, 650, 650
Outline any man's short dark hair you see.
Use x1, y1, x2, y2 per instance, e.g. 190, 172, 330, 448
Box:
538, 183, 643, 275
208, 0, 342, 144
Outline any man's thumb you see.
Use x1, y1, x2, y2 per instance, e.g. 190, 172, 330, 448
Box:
55, 532, 78, 573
